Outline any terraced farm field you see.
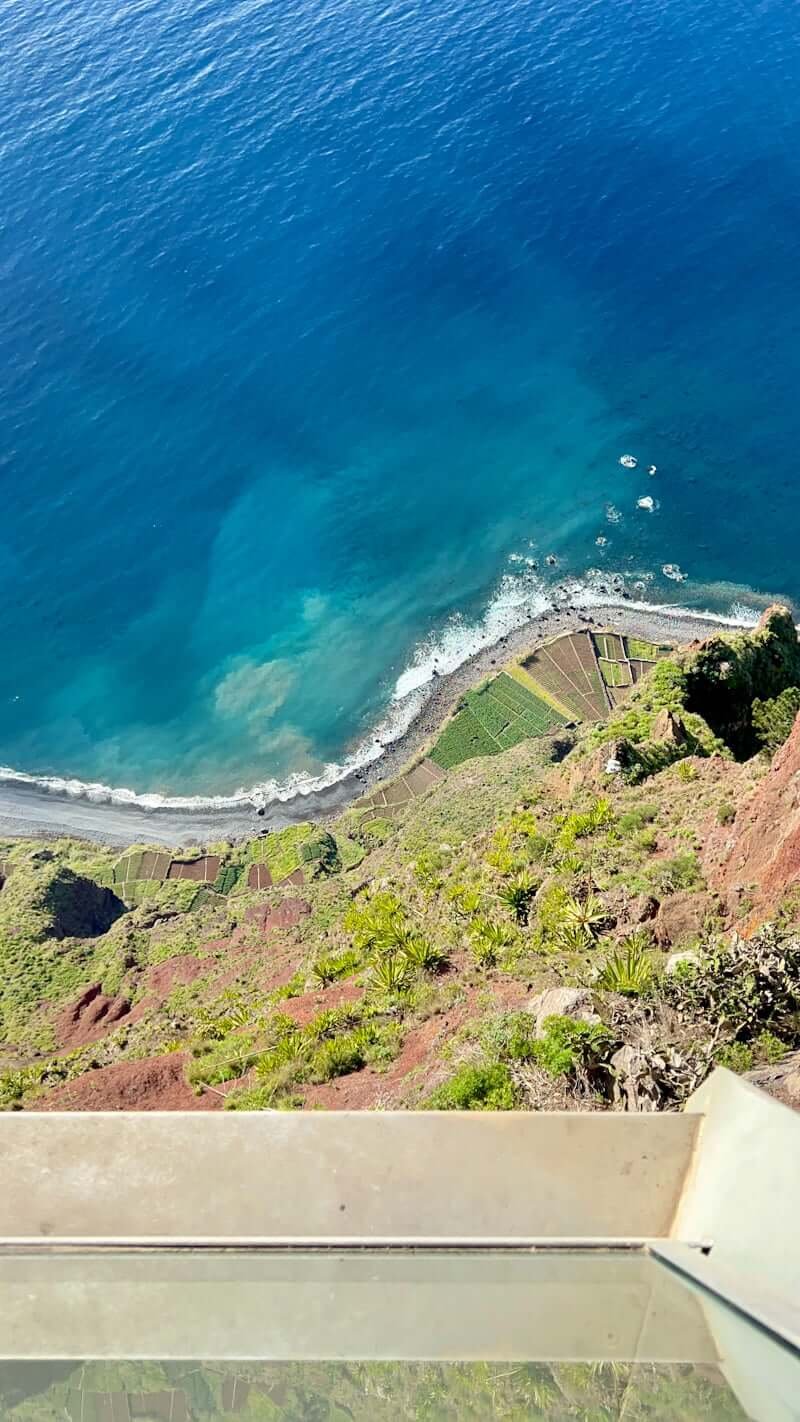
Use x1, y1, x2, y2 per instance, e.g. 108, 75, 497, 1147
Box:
626, 636, 670, 661
522, 632, 610, 722
430, 672, 566, 770
593, 631, 626, 662
597, 657, 632, 688
246, 823, 315, 882
356, 757, 445, 815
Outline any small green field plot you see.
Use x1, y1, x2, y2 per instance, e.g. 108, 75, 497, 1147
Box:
625, 636, 669, 662
488, 672, 567, 734
430, 672, 566, 770
118, 878, 161, 907
360, 816, 394, 843
112, 850, 147, 885
246, 823, 315, 883
337, 835, 365, 870
121, 878, 199, 912
212, 864, 243, 895
597, 656, 632, 688
189, 886, 224, 913
429, 709, 497, 770
593, 631, 625, 662
507, 664, 573, 717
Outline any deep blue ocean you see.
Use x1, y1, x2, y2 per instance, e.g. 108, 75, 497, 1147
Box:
2, 0, 800, 802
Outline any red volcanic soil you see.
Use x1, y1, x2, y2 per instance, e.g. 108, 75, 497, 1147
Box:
300, 976, 529, 1110
54, 956, 206, 1052
244, 897, 312, 933
55, 983, 134, 1050
143, 955, 205, 997
31, 1052, 222, 1112
280, 979, 364, 1028
704, 711, 800, 928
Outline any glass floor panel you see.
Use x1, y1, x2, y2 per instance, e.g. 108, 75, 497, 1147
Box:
0, 1250, 795, 1419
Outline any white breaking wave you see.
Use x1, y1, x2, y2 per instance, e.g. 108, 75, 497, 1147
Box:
393, 572, 552, 699
0, 568, 764, 814
0, 684, 430, 814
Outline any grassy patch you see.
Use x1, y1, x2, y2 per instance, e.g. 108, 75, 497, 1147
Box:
424, 1061, 517, 1110
598, 657, 631, 688
246, 823, 315, 880
625, 637, 666, 662
430, 673, 566, 770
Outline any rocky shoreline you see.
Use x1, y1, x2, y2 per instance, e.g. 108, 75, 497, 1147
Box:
0, 601, 752, 848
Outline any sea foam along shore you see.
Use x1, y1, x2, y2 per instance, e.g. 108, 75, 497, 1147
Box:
0, 577, 764, 849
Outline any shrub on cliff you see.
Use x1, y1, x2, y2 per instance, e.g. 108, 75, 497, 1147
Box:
751, 686, 800, 755
587, 659, 726, 781
684, 606, 800, 758
425, 1061, 518, 1110
665, 926, 800, 1046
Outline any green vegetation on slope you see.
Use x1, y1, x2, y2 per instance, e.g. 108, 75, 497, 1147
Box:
3, 610, 800, 1114
430, 671, 566, 770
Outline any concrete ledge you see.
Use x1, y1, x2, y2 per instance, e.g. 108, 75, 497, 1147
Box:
0, 1111, 699, 1242
672, 1068, 800, 1348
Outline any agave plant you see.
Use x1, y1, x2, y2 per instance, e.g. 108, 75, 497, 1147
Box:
561, 894, 607, 936
309, 948, 361, 989
368, 952, 411, 996
508, 808, 539, 837
400, 932, 448, 974
497, 872, 537, 924
553, 921, 596, 954
469, 917, 514, 968
255, 1029, 310, 1079
597, 938, 655, 996
306, 1004, 364, 1042
470, 937, 500, 969
344, 891, 407, 951
445, 882, 482, 918
309, 956, 341, 989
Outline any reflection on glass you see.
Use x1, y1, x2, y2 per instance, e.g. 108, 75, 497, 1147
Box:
0, 1359, 746, 1420
1, 1250, 795, 1419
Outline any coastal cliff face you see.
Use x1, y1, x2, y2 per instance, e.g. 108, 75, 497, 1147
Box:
3, 609, 800, 1114
703, 707, 800, 928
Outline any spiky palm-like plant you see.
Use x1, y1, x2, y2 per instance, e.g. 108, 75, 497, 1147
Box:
368, 952, 411, 996
497, 872, 537, 924
562, 894, 606, 936
469, 917, 514, 968
597, 939, 655, 996
400, 932, 448, 974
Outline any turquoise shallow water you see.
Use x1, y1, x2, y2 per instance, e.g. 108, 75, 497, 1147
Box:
1, 0, 799, 801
